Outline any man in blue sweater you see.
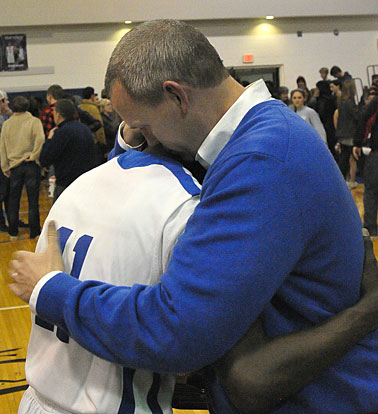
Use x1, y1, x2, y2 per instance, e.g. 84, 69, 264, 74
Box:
9, 20, 378, 413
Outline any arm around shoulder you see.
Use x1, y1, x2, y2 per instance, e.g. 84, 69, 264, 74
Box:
215, 236, 378, 414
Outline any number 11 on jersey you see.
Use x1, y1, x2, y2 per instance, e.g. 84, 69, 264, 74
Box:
35, 226, 94, 343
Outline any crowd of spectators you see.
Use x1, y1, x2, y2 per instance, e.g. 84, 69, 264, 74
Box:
0, 84, 121, 240
264, 66, 378, 238
264, 66, 378, 194
0, 66, 377, 240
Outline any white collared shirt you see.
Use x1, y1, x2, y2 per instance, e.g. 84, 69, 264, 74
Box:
195, 79, 272, 169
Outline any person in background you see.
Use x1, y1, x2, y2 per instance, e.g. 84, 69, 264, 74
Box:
330, 79, 342, 99
330, 65, 352, 85
314, 80, 338, 158
39, 99, 95, 203
296, 75, 310, 103
101, 88, 109, 99
0, 96, 44, 239
79, 86, 106, 166
319, 67, 329, 81
0, 89, 12, 119
27, 96, 43, 118
334, 80, 359, 189
264, 80, 278, 99
0, 89, 10, 232
62, 92, 102, 135
290, 88, 327, 144
371, 74, 378, 95
40, 84, 64, 139
99, 99, 120, 157
277, 86, 290, 106
353, 90, 378, 237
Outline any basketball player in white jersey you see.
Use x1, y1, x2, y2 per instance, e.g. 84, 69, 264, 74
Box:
18, 132, 201, 413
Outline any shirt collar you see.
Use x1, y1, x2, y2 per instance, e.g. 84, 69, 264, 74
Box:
195, 79, 272, 169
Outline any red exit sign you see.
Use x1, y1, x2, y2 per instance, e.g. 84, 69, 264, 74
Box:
243, 54, 254, 63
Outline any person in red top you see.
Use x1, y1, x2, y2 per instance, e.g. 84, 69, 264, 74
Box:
40, 84, 64, 138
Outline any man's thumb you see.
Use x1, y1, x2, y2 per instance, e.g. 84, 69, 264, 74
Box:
47, 221, 60, 252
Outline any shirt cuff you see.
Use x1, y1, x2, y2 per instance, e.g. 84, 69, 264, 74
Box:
29, 271, 61, 313
117, 122, 132, 151
116, 122, 147, 151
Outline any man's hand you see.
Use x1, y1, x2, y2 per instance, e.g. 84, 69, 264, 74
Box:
48, 127, 57, 139
3, 169, 10, 178
8, 221, 64, 303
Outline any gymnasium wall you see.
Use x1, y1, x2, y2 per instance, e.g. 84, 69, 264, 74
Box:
0, 15, 377, 96
0, 0, 376, 26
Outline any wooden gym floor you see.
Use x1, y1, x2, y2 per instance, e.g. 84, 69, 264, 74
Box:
0, 180, 372, 413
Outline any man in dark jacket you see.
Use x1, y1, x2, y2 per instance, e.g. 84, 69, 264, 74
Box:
353, 92, 378, 236
39, 99, 95, 202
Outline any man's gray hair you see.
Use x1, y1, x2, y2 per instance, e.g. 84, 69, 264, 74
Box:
105, 19, 229, 105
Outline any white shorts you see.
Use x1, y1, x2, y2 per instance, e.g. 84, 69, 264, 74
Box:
19, 387, 74, 414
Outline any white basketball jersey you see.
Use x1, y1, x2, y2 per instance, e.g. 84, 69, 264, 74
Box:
24, 151, 201, 414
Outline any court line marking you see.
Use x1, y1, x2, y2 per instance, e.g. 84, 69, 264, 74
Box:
0, 305, 29, 311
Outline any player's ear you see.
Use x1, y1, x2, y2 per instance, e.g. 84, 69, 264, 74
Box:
162, 81, 189, 114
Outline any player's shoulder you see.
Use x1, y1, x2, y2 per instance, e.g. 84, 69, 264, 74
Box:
117, 150, 201, 197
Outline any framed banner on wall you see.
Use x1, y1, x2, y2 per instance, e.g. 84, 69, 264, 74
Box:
1, 34, 28, 71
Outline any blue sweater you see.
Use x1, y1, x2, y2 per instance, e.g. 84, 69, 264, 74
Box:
36, 100, 377, 413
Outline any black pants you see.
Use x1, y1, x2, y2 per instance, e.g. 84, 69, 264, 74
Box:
0, 172, 9, 226
337, 144, 352, 179
363, 152, 378, 236
8, 162, 41, 237
53, 184, 66, 204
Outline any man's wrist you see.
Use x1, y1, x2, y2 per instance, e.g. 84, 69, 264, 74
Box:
29, 271, 61, 313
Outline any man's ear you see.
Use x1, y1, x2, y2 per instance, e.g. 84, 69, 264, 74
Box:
162, 81, 189, 114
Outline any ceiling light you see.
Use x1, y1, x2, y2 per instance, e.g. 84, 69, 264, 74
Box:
265, 16, 274, 20
124, 20, 133, 24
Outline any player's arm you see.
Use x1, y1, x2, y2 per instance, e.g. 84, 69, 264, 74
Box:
214, 235, 378, 414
